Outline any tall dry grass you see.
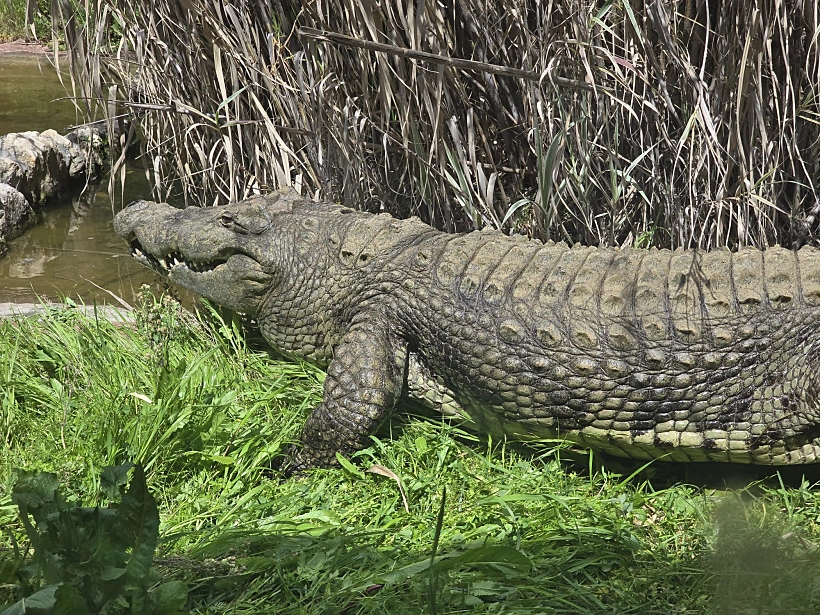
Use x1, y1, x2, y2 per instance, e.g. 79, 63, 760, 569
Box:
52, 0, 820, 249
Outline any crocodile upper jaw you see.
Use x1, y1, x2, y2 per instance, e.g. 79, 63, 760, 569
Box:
116, 201, 274, 313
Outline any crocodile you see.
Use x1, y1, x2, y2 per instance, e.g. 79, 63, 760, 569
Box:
114, 188, 820, 470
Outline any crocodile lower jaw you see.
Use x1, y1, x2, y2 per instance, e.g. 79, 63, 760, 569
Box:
130, 240, 227, 275
128, 239, 272, 313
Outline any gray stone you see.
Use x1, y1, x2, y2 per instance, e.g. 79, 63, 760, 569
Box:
0, 126, 107, 256
0, 302, 133, 322
65, 126, 106, 176
0, 182, 33, 255
0, 128, 103, 205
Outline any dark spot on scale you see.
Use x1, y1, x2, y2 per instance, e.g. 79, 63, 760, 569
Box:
702, 438, 717, 449
656, 402, 678, 414
567, 399, 586, 412
554, 405, 575, 419
654, 436, 674, 449
762, 372, 779, 387
750, 430, 782, 449
766, 429, 785, 442
560, 418, 581, 430
781, 394, 800, 412
631, 373, 651, 387
550, 390, 571, 405
707, 371, 727, 385
729, 397, 752, 417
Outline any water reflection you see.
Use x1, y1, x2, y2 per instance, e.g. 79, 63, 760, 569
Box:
0, 169, 171, 305
0, 54, 177, 306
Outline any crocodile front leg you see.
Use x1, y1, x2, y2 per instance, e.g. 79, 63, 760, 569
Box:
287, 321, 408, 472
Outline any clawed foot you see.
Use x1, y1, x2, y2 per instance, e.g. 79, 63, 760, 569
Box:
271, 444, 341, 478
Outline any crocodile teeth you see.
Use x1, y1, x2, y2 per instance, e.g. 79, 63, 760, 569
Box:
132, 247, 143, 257
160, 258, 170, 271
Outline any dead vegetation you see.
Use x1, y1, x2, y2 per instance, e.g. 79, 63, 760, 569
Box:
52, 0, 820, 249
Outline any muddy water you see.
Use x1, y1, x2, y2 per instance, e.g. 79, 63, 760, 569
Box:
0, 54, 166, 306
0, 54, 77, 135
0, 170, 165, 305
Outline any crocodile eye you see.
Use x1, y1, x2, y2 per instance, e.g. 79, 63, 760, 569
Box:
219, 212, 234, 228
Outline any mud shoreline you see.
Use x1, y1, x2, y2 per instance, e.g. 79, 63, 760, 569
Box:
0, 39, 53, 55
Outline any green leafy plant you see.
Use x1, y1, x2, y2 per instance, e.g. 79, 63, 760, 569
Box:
0, 463, 187, 614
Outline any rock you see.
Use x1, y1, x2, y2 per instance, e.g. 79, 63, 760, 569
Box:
0, 302, 133, 322
0, 182, 33, 256
1, 130, 72, 203
0, 128, 104, 204
0, 157, 24, 193
0, 126, 106, 256
65, 126, 107, 175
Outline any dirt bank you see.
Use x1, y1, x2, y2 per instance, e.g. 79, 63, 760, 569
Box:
0, 39, 51, 55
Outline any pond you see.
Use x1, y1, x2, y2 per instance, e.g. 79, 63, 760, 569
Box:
0, 53, 165, 307
0, 53, 76, 135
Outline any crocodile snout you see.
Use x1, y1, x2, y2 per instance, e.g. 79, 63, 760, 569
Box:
113, 200, 176, 240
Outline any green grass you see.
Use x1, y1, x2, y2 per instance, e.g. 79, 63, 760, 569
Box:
0, 0, 26, 42
0, 0, 80, 44
1, 295, 820, 613
0, 0, 49, 42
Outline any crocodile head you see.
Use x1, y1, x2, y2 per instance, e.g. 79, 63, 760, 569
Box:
114, 194, 292, 314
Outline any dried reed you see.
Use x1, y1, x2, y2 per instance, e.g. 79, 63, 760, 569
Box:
52, 0, 820, 249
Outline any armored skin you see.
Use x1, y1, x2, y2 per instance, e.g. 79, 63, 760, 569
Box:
115, 188, 820, 470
